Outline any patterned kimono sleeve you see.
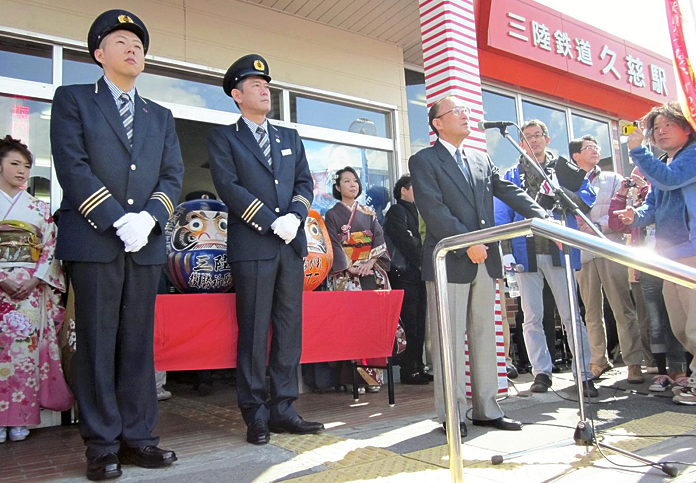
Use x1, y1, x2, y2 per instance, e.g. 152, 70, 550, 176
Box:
32, 200, 66, 293
324, 207, 349, 274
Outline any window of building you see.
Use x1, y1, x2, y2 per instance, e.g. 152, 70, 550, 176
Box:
0, 95, 53, 203
481, 90, 519, 173
62, 50, 283, 120
571, 113, 613, 170
405, 69, 429, 156
1, 33, 398, 215
521, 100, 570, 161
304, 139, 391, 219
0, 37, 52, 84
290, 93, 389, 138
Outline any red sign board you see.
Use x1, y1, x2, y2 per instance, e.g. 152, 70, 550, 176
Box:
487, 0, 675, 104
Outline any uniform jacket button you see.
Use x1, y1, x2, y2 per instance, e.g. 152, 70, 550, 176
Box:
481, 220, 486, 224
131, 164, 136, 170
127, 199, 134, 205
257, 227, 262, 231
275, 208, 280, 213
275, 180, 279, 185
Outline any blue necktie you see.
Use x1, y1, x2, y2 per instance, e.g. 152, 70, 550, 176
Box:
455, 149, 472, 185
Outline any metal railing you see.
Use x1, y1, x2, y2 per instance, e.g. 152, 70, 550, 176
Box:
432, 218, 696, 483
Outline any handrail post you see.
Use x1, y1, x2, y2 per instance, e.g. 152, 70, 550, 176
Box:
431, 218, 696, 483
433, 250, 464, 483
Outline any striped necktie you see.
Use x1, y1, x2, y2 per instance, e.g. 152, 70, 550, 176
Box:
256, 126, 272, 167
119, 93, 133, 146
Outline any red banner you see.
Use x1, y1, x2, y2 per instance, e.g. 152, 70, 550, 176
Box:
666, 0, 696, 131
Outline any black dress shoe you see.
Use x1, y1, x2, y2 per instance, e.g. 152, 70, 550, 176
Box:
441, 421, 468, 438
400, 371, 430, 385
472, 416, 522, 431
268, 416, 324, 434
86, 453, 122, 481
247, 420, 271, 444
117, 445, 177, 469
418, 370, 434, 382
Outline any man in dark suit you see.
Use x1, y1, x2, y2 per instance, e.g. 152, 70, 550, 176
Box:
409, 96, 547, 437
207, 54, 323, 445
50, 10, 183, 481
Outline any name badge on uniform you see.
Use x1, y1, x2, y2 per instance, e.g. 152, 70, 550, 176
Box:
281, 149, 292, 156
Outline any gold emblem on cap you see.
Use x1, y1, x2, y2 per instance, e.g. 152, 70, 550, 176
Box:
253, 60, 265, 71
118, 15, 134, 24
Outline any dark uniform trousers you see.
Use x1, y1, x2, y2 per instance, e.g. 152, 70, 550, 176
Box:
207, 119, 314, 427
70, 255, 161, 458
232, 242, 304, 425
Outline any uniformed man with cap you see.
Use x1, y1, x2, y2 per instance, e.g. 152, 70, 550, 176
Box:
207, 54, 323, 445
50, 9, 183, 481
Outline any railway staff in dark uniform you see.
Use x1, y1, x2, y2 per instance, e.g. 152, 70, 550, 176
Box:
207, 54, 323, 445
50, 9, 183, 481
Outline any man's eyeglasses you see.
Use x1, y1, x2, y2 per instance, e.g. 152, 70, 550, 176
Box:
580, 144, 601, 152
523, 133, 546, 141
436, 106, 470, 118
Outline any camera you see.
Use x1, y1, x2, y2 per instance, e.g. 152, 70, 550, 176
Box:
623, 179, 636, 188
622, 121, 639, 136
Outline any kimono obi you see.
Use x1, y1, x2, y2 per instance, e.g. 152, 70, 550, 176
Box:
341, 230, 374, 262
0, 219, 42, 262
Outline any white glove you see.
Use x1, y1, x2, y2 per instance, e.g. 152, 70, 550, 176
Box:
502, 254, 516, 271
113, 211, 155, 250
124, 238, 148, 253
272, 213, 301, 244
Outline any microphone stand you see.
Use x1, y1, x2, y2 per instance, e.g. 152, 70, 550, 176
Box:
487, 125, 679, 477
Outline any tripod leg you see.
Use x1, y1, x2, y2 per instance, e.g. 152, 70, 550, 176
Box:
597, 442, 680, 477
491, 439, 576, 464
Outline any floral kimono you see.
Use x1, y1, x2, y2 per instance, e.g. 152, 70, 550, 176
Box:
324, 201, 391, 386
0, 189, 71, 426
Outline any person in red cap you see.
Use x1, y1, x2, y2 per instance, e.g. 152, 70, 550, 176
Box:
50, 9, 183, 481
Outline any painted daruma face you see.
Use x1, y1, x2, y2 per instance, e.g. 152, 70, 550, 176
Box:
171, 210, 227, 251
303, 209, 333, 291
165, 199, 233, 293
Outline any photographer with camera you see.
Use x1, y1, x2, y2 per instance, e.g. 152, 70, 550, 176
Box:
572, 135, 646, 384
613, 101, 696, 405
609, 167, 687, 393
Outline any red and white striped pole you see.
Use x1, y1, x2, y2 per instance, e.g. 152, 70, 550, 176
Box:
419, 0, 508, 396
420, 0, 487, 151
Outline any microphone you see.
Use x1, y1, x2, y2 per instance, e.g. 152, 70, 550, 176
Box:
477, 120, 515, 130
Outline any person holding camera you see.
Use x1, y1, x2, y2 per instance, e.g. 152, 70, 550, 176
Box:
609, 168, 687, 393
571, 135, 646, 384
614, 101, 696, 405
384, 174, 429, 385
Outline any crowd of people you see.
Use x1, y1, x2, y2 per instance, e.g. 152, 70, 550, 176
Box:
1, 7, 695, 482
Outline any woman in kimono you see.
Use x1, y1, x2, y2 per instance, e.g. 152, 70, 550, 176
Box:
324, 166, 391, 393
0, 136, 69, 443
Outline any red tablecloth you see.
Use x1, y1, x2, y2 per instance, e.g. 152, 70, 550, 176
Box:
154, 290, 404, 371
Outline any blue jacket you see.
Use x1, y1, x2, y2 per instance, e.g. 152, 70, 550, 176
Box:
494, 160, 596, 271
629, 141, 696, 260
